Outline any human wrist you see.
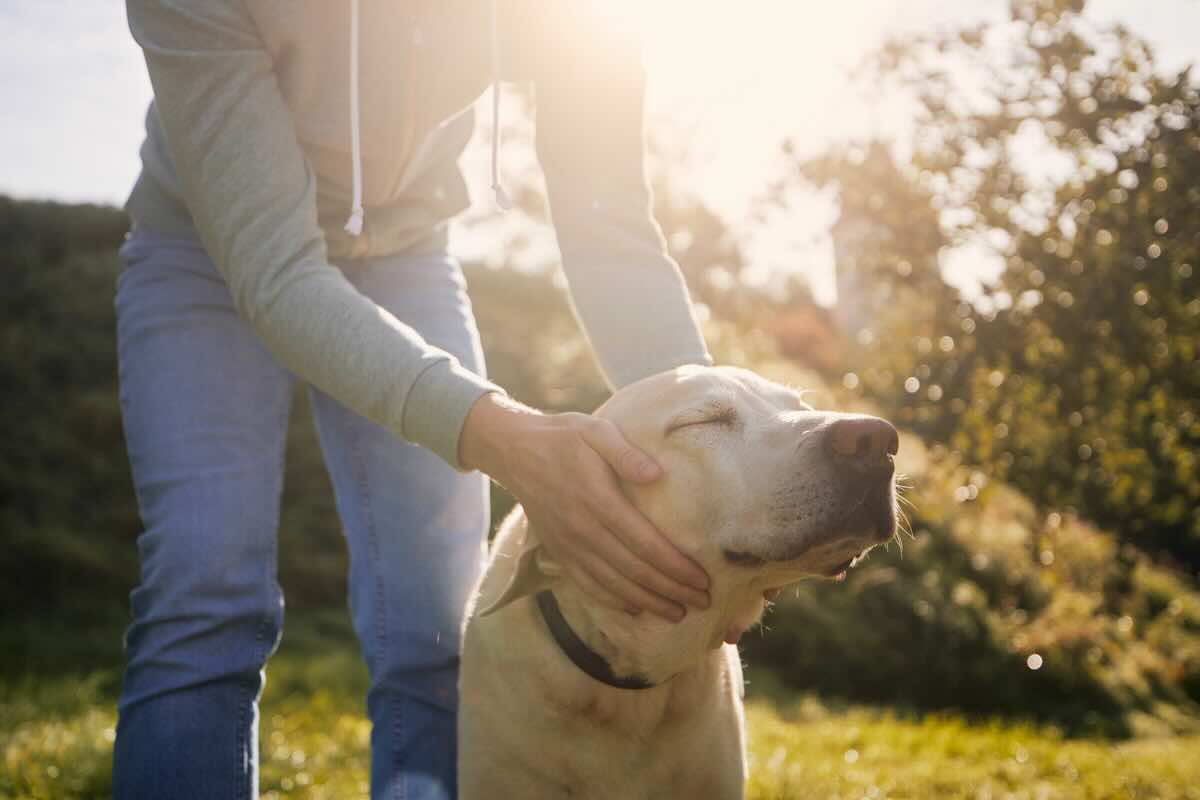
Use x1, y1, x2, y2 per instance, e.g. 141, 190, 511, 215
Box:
459, 392, 541, 476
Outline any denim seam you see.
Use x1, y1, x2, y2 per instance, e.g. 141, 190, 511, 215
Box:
345, 420, 386, 679
394, 696, 406, 800
235, 681, 247, 800
341, 410, 400, 799
236, 618, 267, 800
239, 395, 289, 800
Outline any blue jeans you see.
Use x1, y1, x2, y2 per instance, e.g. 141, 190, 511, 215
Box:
111, 230, 489, 800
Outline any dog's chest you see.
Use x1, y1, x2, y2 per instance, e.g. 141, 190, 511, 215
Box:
520, 648, 745, 797
543, 665, 707, 732
536, 708, 742, 800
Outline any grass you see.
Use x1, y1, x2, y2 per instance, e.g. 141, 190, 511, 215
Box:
3, 614, 1199, 800
745, 699, 1200, 799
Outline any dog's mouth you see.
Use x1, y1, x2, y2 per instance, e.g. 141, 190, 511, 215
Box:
827, 556, 855, 579
824, 550, 871, 581
721, 545, 870, 580
722, 481, 896, 574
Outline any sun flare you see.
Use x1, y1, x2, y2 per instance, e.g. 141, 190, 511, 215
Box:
581, 1, 925, 302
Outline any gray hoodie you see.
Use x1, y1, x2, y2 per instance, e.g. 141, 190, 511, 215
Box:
125, 0, 711, 468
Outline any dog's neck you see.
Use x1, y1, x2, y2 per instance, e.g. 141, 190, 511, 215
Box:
549, 570, 768, 687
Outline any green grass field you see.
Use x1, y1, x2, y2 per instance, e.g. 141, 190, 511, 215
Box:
3, 614, 1198, 800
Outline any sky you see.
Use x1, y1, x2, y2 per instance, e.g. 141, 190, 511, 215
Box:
1, 1, 1196, 302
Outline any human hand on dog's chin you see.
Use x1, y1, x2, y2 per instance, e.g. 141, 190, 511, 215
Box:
460, 392, 711, 622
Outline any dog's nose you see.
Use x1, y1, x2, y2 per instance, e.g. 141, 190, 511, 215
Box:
827, 416, 899, 474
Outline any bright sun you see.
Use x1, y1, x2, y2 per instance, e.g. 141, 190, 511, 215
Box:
580, 1, 919, 301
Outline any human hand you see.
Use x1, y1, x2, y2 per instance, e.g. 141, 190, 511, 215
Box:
460, 393, 710, 622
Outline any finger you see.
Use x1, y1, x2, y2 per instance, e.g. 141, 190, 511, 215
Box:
587, 482, 710, 594
581, 418, 662, 484
579, 551, 686, 623
763, 588, 782, 603
587, 521, 710, 610
565, 564, 640, 616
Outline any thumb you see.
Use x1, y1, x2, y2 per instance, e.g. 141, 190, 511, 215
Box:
582, 418, 662, 484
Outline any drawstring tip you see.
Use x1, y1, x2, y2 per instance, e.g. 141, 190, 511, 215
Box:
344, 208, 364, 237
492, 184, 513, 211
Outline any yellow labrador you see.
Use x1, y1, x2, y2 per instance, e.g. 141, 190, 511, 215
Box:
459, 365, 899, 799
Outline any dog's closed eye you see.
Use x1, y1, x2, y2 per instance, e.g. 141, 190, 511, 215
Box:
665, 406, 739, 436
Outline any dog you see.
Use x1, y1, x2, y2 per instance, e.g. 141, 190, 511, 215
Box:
458, 365, 899, 799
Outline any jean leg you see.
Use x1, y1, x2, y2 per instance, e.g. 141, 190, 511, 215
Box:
308, 253, 489, 800
111, 231, 292, 800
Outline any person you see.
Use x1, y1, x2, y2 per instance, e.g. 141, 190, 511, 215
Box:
114, 1, 713, 798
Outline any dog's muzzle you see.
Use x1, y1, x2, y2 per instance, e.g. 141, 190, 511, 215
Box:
723, 415, 899, 569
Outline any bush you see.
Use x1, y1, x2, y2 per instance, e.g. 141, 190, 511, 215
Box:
3, 196, 1199, 736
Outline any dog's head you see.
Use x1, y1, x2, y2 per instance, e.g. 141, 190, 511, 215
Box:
477, 364, 899, 619
600, 364, 899, 586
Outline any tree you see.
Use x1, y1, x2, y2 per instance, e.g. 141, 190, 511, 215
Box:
774, 0, 1200, 566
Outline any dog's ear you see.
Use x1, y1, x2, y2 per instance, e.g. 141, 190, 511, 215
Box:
475, 525, 562, 617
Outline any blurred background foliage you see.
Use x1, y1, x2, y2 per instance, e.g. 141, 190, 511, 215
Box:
796, 0, 1200, 567
2, 0, 1198, 745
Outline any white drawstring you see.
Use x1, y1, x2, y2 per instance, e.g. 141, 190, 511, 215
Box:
346, 1, 507, 232
489, 0, 512, 211
344, 0, 365, 236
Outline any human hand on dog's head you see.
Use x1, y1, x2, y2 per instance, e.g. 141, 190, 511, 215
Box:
460, 392, 712, 623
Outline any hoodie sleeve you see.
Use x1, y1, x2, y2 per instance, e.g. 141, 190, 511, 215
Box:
517, 1, 713, 389
125, 0, 501, 469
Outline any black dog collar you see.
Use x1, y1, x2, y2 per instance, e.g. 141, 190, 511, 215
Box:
535, 590, 655, 691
